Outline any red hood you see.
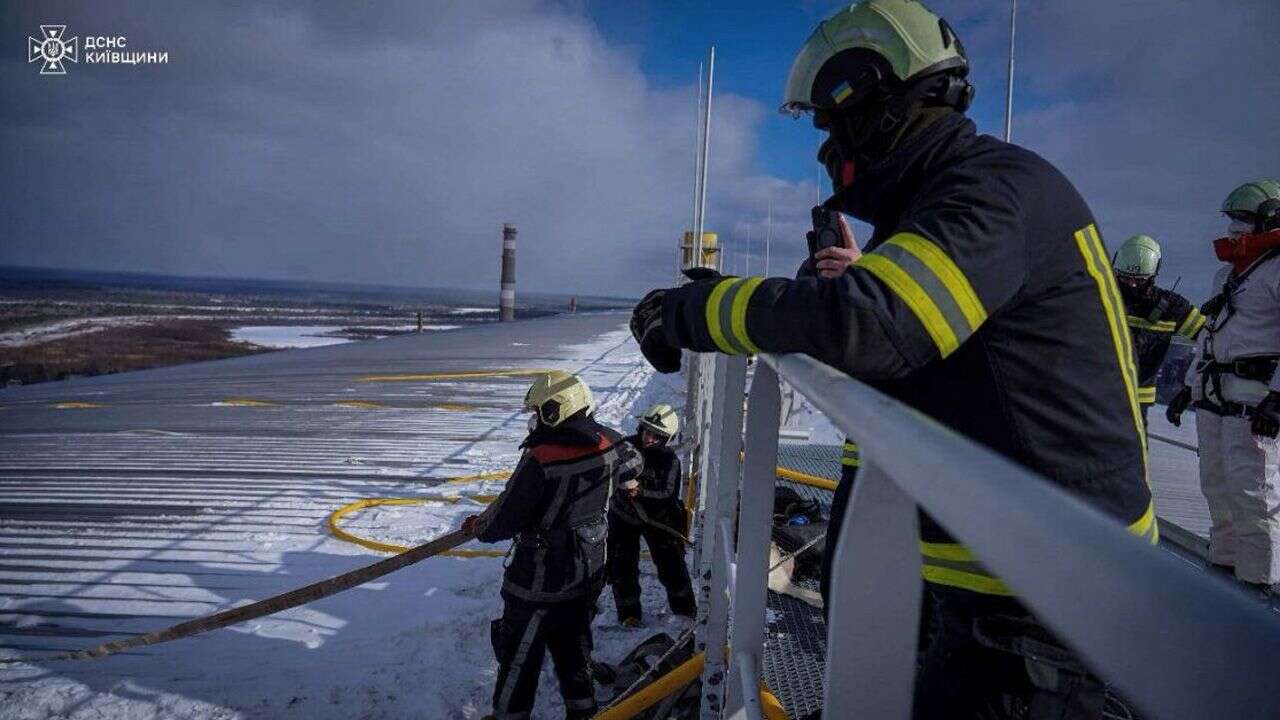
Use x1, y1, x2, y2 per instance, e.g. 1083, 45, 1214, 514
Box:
1214, 229, 1280, 274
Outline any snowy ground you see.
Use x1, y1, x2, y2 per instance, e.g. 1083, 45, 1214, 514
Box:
229, 326, 354, 349
0, 319, 692, 720
227, 325, 462, 349
0, 318, 154, 348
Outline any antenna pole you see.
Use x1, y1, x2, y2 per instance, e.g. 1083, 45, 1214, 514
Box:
765, 198, 772, 277
1003, 0, 1017, 142
683, 61, 706, 282
694, 46, 715, 268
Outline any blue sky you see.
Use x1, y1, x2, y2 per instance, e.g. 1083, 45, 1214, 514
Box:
3, 1, 1277, 300
588, 1, 1016, 184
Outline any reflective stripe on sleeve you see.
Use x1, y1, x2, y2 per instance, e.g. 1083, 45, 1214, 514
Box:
703, 277, 764, 355
1137, 386, 1157, 404
1126, 316, 1176, 333
841, 439, 861, 468
855, 232, 987, 359
1177, 308, 1206, 338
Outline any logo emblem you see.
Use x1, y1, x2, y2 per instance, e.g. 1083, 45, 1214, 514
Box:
28, 25, 79, 75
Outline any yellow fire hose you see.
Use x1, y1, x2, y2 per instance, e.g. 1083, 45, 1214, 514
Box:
323, 462, 821, 719
592, 650, 789, 720
327, 465, 836, 559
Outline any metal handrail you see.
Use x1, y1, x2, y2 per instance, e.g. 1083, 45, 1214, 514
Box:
692, 350, 1280, 720
763, 352, 1280, 719
1149, 430, 1198, 454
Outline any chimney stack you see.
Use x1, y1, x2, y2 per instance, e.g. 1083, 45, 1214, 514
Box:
500, 223, 517, 322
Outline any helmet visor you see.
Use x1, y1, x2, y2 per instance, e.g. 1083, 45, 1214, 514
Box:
780, 26, 837, 116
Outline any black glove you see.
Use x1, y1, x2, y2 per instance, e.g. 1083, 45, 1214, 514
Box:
682, 267, 722, 282
1165, 387, 1192, 427
631, 289, 681, 374
1251, 391, 1280, 439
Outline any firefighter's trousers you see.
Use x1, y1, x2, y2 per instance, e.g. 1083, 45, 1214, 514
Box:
1196, 408, 1280, 584
490, 595, 596, 720
606, 513, 694, 623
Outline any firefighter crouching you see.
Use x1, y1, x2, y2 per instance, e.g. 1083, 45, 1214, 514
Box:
631, 1, 1154, 716
464, 371, 642, 720
607, 403, 696, 626
1113, 234, 1205, 423
1168, 180, 1280, 597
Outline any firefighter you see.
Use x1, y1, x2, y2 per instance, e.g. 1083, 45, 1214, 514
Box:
464, 371, 642, 720
607, 403, 696, 626
796, 205, 868, 610
1168, 180, 1280, 597
630, 1, 1154, 716
1113, 234, 1206, 423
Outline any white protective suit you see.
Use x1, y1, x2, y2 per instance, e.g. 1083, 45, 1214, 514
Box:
1186, 251, 1280, 584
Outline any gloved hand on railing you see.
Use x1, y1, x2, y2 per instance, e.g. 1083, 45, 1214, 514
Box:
631, 289, 682, 374
1251, 392, 1280, 439
461, 514, 480, 536
1166, 387, 1193, 427
630, 268, 729, 375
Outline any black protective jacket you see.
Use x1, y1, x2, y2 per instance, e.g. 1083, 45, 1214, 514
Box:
475, 414, 643, 603
1121, 284, 1204, 404
661, 114, 1155, 595
609, 436, 683, 527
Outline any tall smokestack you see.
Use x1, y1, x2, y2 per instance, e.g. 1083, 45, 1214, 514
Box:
500, 223, 517, 322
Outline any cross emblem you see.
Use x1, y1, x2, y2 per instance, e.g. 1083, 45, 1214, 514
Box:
28, 25, 79, 75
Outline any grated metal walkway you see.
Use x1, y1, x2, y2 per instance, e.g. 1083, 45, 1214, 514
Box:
762, 443, 840, 719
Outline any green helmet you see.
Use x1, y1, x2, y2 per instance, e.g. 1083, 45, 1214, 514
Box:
781, 0, 970, 117
1221, 180, 1280, 218
637, 403, 679, 439
525, 371, 594, 427
1113, 235, 1161, 278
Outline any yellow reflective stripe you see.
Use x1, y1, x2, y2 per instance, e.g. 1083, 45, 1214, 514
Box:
1074, 224, 1148, 485
841, 439, 861, 467
704, 278, 739, 354
919, 541, 977, 562
1126, 315, 1176, 333
887, 233, 988, 331
919, 540, 1013, 595
857, 254, 959, 356
730, 277, 764, 354
921, 566, 1015, 596
1137, 386, 1156, 404
1127, 500, 1159, 545
1178, 309, 1206, 338
920, 498, 1157, 597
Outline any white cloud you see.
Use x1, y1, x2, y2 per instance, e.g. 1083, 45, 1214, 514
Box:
0, 1, 813, 297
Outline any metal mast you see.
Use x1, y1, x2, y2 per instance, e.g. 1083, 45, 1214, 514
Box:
693, 46, 715, 265
1003, 0, 1017, 142
765, 198, 772, 276
683, 62, 706, 282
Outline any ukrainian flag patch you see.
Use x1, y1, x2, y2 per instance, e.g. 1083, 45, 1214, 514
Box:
831, 81, 853, 104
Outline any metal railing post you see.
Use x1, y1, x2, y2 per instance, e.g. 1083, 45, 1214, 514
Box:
823, 461, 921, 718
690, 351, 718, 569
697, 354, 747, 720
764, 351, 1280, 720
724, 361, 780, 719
